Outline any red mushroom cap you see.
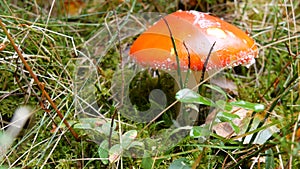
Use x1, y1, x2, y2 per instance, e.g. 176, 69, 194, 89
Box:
130, 10, 258, 71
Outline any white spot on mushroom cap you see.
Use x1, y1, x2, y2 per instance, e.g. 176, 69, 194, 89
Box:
206, 28, 227, 39
188, 10, 205, 22
243, 56, 256, 68
226, 30, 236, 38
187, 10, 217, 28
191, 12, 201, 25
197, 20, 220, 29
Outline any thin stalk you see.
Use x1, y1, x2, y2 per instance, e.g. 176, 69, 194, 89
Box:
162, 17, 183, 89
197, 41, 216, 125
182, 41, 191, 87
199, 41, 216, 87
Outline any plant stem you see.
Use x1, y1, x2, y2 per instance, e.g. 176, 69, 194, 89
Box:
162, 17, 183, 89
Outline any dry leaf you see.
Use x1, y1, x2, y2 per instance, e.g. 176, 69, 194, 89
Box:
206, 106, 251, 138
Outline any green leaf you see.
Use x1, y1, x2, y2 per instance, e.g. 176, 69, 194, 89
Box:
204, 84, 227, 100
0, 166, 21, 169
169, 158, 191, 169
217, 116, 230, 123
73, 122, 92, 130
101, 122, 116, 136
229, 121, 240, 134
230, 101, 265, 112
176, 88, 213, 106
141, 156, 154, 169
220, 112, 240, 120
122, 130, 138, 149
122, 130, 137, 140
216, 100, 232, 111
128, 141, 144, 149
265, 149, 275, 169
98, 140, 109, 165
190, 125, 210, 138
109, 144, 122, 163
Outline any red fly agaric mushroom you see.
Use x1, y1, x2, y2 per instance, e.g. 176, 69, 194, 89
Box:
130, 10, 258, 73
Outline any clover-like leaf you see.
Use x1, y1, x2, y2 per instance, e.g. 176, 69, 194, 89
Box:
176, 88, 213, 106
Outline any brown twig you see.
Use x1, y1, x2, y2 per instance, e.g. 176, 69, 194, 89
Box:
191, 147, 206, 169
0, 19, 79, 141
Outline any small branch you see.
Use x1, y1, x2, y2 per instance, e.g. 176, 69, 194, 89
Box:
0, 19, 79, 141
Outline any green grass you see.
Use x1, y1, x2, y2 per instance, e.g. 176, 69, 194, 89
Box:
0, 0, 299, 168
